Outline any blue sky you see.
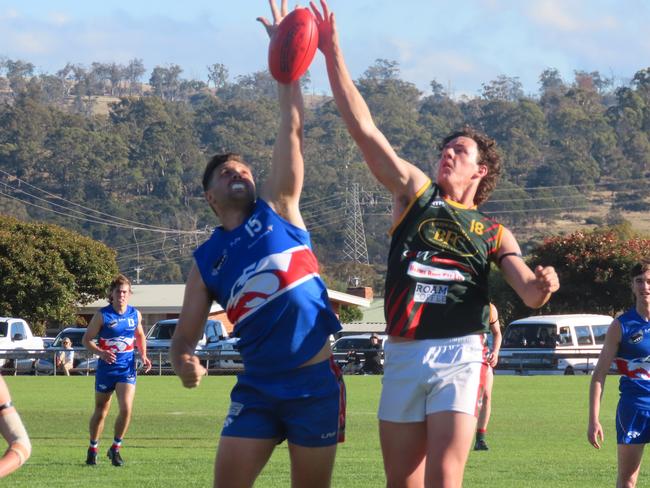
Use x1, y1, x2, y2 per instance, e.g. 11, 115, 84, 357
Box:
1, 0, 648, 97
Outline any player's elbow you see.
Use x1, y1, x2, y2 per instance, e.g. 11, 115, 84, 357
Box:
521, 290, 550, 309
1, 411, 31, 467
13, 439, 31, 464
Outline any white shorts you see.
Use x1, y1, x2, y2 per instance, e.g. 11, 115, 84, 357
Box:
378, 335, 488, 422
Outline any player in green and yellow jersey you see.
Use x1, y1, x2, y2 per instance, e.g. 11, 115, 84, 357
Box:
311, 1, 560, 486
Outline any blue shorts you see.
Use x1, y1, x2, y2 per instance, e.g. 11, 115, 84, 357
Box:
221, 357, 346, 447
616, 401, 650, 444
95, 362, 137, 393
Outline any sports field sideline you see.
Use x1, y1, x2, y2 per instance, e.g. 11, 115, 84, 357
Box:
4, 375, 635, 487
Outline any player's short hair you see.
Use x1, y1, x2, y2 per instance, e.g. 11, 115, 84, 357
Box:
202, 153, 250, 191
108, 274, 132, 303
630, 259, 650, 279
439, 127, 502, 206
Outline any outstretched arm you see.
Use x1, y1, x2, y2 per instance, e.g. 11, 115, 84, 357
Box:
258, 0, 306, 229
310, 0, 428, 212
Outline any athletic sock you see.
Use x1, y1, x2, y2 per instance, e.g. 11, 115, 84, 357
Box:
89, 440, 99, 453
111, 437, 122, 451
476, 429, 486, 442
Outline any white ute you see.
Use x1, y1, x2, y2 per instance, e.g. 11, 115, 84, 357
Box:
0, 317, 45, 370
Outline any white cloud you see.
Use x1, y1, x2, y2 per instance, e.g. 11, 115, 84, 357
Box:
0, 8, 19, 21
528, 0, 621, 33
10, 32, 52, 55
48, 12, 70, 26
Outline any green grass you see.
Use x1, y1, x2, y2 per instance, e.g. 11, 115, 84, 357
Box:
3, 375, 633, 487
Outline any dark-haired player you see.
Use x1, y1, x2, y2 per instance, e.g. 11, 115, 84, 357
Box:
311, 1, 559, 486
170, 2, 345, 487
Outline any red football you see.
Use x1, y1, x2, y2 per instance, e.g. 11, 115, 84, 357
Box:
268, 8, 319, 84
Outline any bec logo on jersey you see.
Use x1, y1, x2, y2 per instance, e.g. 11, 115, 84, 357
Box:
227, 246, 319, 324
418, 218, 478, 258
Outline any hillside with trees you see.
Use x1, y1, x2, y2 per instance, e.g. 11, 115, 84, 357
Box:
0, 57, 649, 297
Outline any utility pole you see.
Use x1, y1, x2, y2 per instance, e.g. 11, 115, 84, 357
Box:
342, 182, 369, 265
133, 266, 143, 284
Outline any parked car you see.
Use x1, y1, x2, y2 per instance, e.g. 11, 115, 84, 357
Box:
35, 327, 97, 375
497, 314, 614, 375
145, 319, 242, 372
0, 317, 45, 372
332, 333, 386, 372
195, 337, 242, 372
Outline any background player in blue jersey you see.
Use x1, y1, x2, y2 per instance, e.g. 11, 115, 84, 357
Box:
311, 1, 559, 486
170, 2, 345, 487
82, 274, 151, 466
589, 260, 650, 488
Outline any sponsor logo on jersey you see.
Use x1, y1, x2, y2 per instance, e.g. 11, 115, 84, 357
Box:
107, 320, 118, 329
227, 246, 319, 324
413, 282, 448, 304
630, 331, 644, 344
98, 337, 135, 354
418, 218, 478, 258
407, 261, 466, 282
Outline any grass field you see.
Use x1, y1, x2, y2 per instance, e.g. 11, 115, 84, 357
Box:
3, 374, 635, 487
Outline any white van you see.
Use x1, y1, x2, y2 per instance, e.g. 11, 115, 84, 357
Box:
497, 314, 614, 375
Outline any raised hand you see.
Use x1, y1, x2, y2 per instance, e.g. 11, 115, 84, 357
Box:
257, 0, 289, 39
310, 0, 336, 54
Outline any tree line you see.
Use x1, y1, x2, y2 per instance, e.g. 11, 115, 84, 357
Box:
0, 56, 649, 311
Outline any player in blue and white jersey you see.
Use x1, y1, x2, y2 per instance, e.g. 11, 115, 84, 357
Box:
589, 260, 650, 488
170, 3, 345, 487
82, 274, 151, 467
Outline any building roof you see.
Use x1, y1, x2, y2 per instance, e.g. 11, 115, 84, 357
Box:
339, 322, 386, 334
355, 298, 385, 323
339, 298, 386, 334
78, 284, 222, 315
79, 284, 372, 315
326, 289, 372, 308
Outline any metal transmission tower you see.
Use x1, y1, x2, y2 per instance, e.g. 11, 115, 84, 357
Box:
342, 183, 369, 264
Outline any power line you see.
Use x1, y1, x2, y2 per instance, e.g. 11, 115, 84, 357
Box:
0, 170, 205, 234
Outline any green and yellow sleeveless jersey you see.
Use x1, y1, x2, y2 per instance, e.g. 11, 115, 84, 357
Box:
385, 180, 503, 339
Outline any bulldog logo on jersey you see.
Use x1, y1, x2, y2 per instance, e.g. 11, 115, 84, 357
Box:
99, 337, 135, 354
616, 356, 650, 380
226, 246, 319, 324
